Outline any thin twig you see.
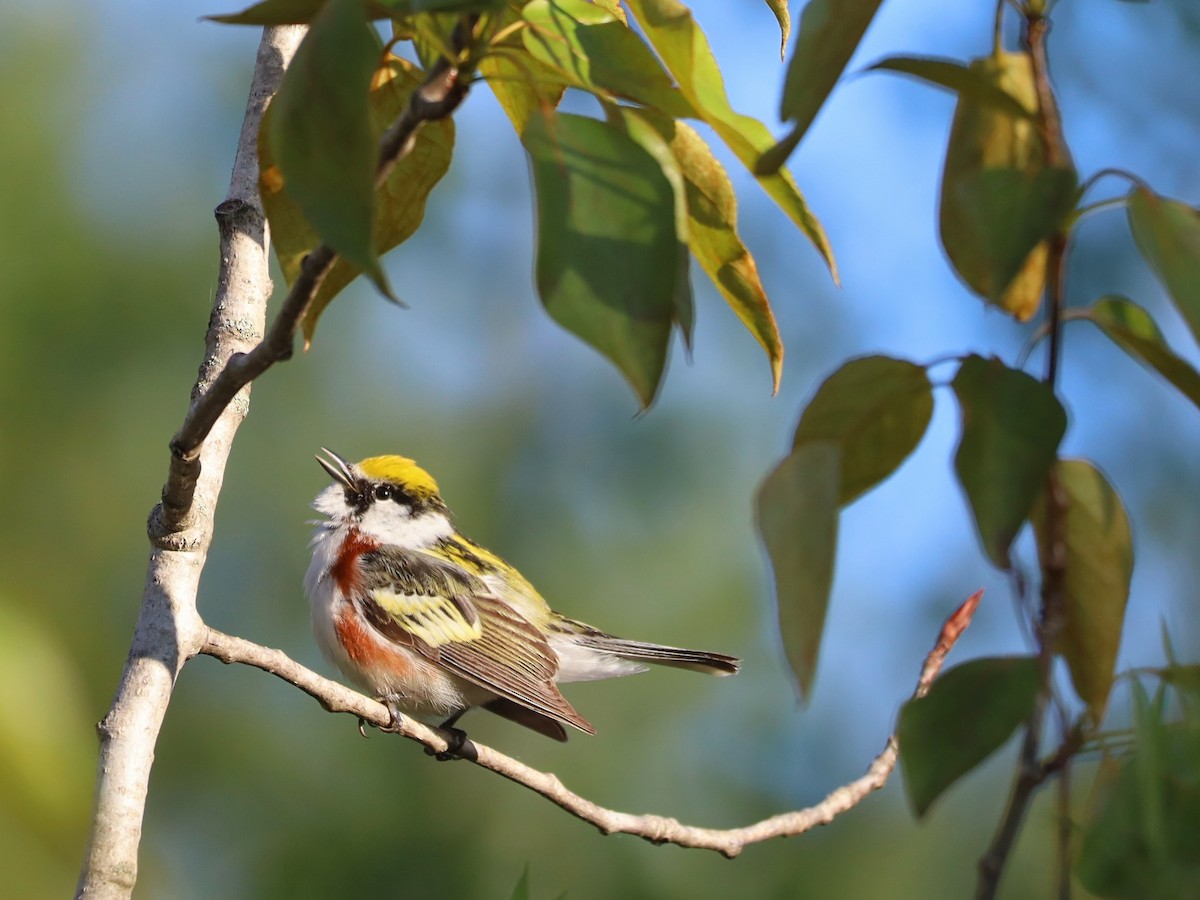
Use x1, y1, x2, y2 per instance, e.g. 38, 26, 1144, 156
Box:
158, 21, 477, 535
200, 591, 983, 859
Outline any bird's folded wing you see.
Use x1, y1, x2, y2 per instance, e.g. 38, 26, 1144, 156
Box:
354, 549, 592, 733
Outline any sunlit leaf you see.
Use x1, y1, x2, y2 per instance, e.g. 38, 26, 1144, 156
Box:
605, 106, 694, 350
952, 355, 1066, 569
869, 56, 1035, 120
763, 0, 883, 170
479, 51, 566, 135
793, 356, 934, 505
524, 112, 682, 408
261, 56, 455, 343
620, 109, 781, 389
755, 443, 840, 700
208, 0, 328, 24
940, 52, 1077, 318
267, 0, 391, 295
625, 0, 837, 281
1082, 295, 1200, 411
1031, 460, 1133, 720
763, 0, 790, 60
1128, 186, 1200, 349
522, 0, 692, 118
899, 655, 1040, 817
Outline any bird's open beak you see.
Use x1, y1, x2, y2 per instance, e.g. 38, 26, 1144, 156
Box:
316, 448, 357, 490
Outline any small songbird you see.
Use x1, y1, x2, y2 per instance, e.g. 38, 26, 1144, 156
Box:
305, 449, 740, 742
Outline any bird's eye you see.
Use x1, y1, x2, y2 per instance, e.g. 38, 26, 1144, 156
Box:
374, 485, 392, 502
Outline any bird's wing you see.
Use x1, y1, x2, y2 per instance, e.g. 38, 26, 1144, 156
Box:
355, 547, 594, 735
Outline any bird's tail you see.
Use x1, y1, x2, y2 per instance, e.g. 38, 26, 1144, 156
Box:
554, 617, 740, 676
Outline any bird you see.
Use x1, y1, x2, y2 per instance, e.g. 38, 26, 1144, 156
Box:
305, 448, 740, 743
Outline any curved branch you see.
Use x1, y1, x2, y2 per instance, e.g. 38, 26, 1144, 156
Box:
201, 592, 982, 859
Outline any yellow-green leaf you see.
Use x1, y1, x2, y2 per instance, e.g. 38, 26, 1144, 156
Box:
1128, 186, 1200, 349
952, 354, 1066, 569
755, 442, 841, 700
267, 0, 390, 295
524, 112, 682, 408
522, 0, 692, 118
1031, 460, 1133, 720
1084, 296, 1200, 411
899, 656, 1040, 817
208, 0, 328, 24
479, 52, 565, 135
768, 0, 884, 165
763, 0, 790, 60
261, 56, 455, 344
625, 0, 837, 282
940, 52, 1077, 318
869, 56, 1035, 121
605, 106, 695, 350
793, 356, 934, 505
619, 109, 781, 390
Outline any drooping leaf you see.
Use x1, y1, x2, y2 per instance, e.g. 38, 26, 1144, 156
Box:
898, 655, 1040, 817
604, 106, 694, 350
620, 109, 781, 390
267, 0, 391, 295
869, 56, 1035, 120
1082, 296, 1200, 411
624, 0, 837, 281
793, 356, 934, 505
208, 0, 328, 24
1128, 187, 1200, 349
755, 443, 841, 700
763, 0, 790, 60
521, 0, 693, 118
940, 52, 1078, 319
952, 354, 1067, 568
1031, 460, 1133, 720
946, 167, 1076, 308
261, 55, 455, 343
524, 112, 682, 408
761, 0, 884, 171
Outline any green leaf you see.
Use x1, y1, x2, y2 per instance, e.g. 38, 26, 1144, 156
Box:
208, 0, 328, 24
619, 109, 781, 390
267, 0, 391, 295
763, 0, 790, 60
624, 0, 837, 281
261, 56, 455, 343
478, 50, 566, 135
524, 112, 682, 408
868, 56, 1035, 120
899, 655, 1040, 817
952, 354, 1067, 569
755, 443, 840, 700
1082, 296, 1200, 411
1128, 186, 1200, 349
521, 0, 693, 118
1031, 460, 1133, 720
772, 0, 884, 156
793, 356, 934, 505
604, 106, 694, 351
944, 166, 1078, 305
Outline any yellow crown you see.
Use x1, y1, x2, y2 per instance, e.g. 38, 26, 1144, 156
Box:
357, 455, 441, 499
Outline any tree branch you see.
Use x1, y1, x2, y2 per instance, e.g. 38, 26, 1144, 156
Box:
200, 591, 982, 859
76, 26, 305, 899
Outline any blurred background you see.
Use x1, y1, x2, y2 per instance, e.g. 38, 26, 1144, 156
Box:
2, 1, 1199, 897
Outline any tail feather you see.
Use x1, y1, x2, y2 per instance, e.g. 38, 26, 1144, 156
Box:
574, 634, 741, 676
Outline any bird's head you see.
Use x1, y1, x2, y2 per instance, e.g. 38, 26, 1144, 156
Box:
313, 448, 452, 548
